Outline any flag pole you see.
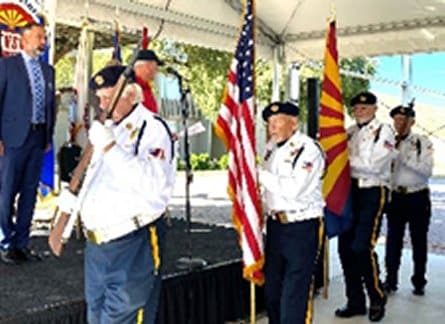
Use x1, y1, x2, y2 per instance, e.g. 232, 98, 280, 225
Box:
323, 236, 329, 298
250, 281, 256, 324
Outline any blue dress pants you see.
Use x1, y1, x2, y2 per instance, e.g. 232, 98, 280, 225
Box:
264, 217, 321, 324
85, 217, 165, 324
0, 127, 45, 250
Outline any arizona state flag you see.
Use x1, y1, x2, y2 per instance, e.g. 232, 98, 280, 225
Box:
319, 18, 353, 238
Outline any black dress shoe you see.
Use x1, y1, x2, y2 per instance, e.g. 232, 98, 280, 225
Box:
14, 248, 43, 262
335, 305, 366, 318
383, 281, 398, 295
412, 287, 425, 296
0, 249, 20, 265
369, 296, 387, 322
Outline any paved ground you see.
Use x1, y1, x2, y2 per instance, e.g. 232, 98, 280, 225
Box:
170, 171, 445, 255
171, 171, 445, 324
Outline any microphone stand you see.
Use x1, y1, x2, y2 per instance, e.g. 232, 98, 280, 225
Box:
172, 68, 207, 272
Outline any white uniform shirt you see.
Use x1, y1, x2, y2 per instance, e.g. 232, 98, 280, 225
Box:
259, 131, 325, 222
81, 103, 175, 234
347, 118, 397, 188
392, 132, 433, 191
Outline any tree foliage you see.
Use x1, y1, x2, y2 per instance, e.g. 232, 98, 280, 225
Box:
156, 41, 376, 121
55, 39, 376, 121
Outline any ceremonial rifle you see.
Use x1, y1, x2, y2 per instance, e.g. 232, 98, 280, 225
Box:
48, 45, 141, 256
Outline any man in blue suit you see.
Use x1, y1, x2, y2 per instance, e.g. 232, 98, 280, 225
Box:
0, 22, 56, 264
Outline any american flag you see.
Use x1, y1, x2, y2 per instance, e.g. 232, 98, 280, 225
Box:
319, 18, 353, 238
215, 0, 264, 285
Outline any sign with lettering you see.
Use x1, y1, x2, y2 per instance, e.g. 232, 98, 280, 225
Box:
0, 0, 42, 56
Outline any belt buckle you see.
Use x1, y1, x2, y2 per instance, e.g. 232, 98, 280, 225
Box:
277, 212, 288, 224
86, 230, 102, 244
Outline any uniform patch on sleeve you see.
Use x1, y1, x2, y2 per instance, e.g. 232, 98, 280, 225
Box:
383, 140, 394, 150
149, 148, 165, 160
302, 161, 313, 172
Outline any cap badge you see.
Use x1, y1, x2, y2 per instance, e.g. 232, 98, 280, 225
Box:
359, 95, 366, 102
95, 75, 104, 86
271, 104, 279, 112
400, 107, 405, 113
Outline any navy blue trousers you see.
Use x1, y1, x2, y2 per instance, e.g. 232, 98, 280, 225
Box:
264, 217, 321, 324
0, 127, 45, 250
85, 217, 166, 324
385, 189, 431, 288
338, 185, 387, 308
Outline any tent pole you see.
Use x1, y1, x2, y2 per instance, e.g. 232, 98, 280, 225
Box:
288, 62, 300, 104
271, 46, 281, 101
401, 55, 413, 105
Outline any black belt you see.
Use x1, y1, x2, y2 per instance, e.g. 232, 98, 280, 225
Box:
393, 186, 429, 194
30, 123, 46, 131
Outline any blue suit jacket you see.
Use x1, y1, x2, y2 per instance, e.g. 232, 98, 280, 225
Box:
0, 54, 56, 148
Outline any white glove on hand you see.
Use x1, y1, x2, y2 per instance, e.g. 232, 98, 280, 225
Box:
89, 120, 115, 151
58, 189, 77, 214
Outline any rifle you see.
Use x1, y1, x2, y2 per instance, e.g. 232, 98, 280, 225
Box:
48, 46, 141, 256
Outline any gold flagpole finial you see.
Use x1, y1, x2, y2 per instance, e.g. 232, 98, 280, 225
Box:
329, 1, 336, 22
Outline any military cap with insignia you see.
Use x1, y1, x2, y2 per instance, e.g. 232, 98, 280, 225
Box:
350, 91, 377, 106
89, 65, 134, 91
262, 101, 299, 121
136, 49, 164, 66
390, 105, 416, 118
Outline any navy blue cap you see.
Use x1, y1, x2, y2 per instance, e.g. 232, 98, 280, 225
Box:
136, 49, 164, 66
262, 101, 299, 121
89, 65, 134, 91
390, 105, 416, 118
350, 91, 377, 106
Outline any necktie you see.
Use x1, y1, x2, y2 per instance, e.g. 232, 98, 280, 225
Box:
30, 59, 45, 123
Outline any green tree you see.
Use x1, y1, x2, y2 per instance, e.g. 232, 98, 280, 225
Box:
157, 42, 375, 121
297, 57, 376, 120
55, 39, 375, 121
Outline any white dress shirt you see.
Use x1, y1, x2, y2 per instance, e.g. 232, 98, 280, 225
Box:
392, 132, 433, 192
347, 118, 397, 188
259, 131, 325, 222
80, 103, 175, 238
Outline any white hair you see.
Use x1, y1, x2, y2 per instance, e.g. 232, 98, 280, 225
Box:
96, 83, 143, 105
134, 60, 147, 67
122, 83, 143, 104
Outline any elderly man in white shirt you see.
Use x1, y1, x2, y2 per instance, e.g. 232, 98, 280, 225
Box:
58, 65, 175, 324
259, 101, 325, 324
336, 91, 396, 323
384, 104, 433, 297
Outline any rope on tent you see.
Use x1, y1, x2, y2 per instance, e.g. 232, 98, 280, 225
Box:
279, 0, 306, 37
285, 43, 445, 141
152, 0, 173, 40
286, 44, 445, 99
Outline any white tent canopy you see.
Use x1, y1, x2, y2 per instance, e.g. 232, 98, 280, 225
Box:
57, 0, 445, 61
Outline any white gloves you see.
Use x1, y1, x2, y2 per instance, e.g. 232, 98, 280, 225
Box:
89, 120, 115, 151
58, 189, 77, 214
